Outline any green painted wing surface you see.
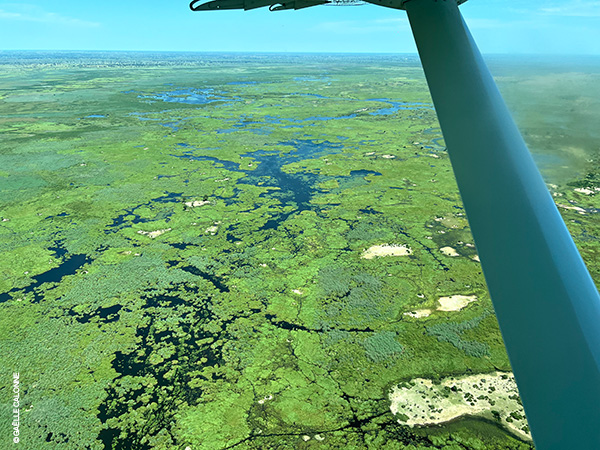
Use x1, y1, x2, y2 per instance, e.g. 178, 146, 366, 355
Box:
190, 0, 330, 11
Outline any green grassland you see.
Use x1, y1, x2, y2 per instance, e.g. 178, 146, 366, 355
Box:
0, 52, 598, 449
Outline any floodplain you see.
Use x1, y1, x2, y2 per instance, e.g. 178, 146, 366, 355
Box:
0, 51, 599, 449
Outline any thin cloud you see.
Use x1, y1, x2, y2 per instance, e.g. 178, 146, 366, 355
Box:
0, 4, 100, 27
539, 0, 600, 17
502, 1, 600, 17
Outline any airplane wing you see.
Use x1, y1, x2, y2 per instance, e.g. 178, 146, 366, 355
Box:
190, 0, 466, 11
190, 0, 331, 11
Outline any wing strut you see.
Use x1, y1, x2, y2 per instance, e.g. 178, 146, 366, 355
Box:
404, 1, 600, 448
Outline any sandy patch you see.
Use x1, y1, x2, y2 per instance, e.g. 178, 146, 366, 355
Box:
574, 188, 596, 195
185, 200, 210, 207
435, 216, 466, 229
390, 372, 530, 441
292, 289, 303, 295
205, 226, 218, 234
362, 244, 412, 259
557, 203, 587, 214
258, 394, 273, 405
137, 228, 171, 239
403, 309, 432, 318
472, 255, 480, 262
438, 295, 477, 312
440, 246, 459, 257
382, 154, 395, 159
404, 295, 477, 318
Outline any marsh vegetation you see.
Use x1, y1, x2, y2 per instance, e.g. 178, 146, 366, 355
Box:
0, 52, 598, 449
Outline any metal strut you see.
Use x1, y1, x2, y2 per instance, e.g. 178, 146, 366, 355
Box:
404, 1, 600, 448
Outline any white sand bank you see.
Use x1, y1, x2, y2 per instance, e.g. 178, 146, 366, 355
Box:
390, 372, 531, 441
362, 244, 412, 259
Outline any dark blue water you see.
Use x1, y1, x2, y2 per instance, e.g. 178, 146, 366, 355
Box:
290, 93, 330, 99
294, 76, 330, 82
124, 89, 421, 231
44, 212, 69, 220
161, 121, 181, 131
227, 81, 259, 85
423, 127, 446, 150
220, 98, 432, 132
432, 137, 445, 148
172, 139, 381, 230
129, 86, 432, 135
69, 304, 123, 324
137, 88, 235, 105
301, 113, 358, 122
366, 98, 432, 115
105, 192, 183, 232
0, 244, 90, 303
49, 242, 68, 258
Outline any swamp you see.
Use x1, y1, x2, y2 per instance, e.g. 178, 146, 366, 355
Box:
0, 51, 599, 449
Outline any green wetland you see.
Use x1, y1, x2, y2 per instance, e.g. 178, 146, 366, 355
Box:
0, 51, 599, 449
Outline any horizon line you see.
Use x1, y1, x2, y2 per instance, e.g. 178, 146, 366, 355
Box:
1, 49, 600, 57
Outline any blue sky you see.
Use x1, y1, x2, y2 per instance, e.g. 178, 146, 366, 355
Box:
0, 0, 599, 54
